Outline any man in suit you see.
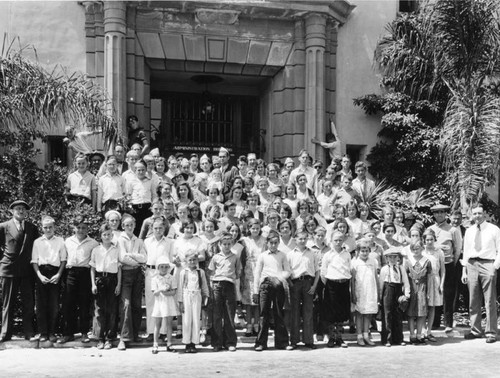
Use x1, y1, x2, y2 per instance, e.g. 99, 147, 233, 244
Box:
0, 200, 39, 341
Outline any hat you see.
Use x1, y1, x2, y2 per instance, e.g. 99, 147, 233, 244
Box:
9, 200, 30, 210
285, 157, 294, 165
383, 247, 403, 257
200, 154, 210, 163
156, 256, 172, 269
430, 204, 450, 212
219, 147, 229, 155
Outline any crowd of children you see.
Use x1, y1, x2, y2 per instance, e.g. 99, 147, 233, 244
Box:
2, 144, 469, 354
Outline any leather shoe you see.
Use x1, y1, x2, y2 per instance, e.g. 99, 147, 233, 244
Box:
464, 332, 482, 340
305, 343, 316, 349
213, 346, 223, 352
57, 335, 75, 344
486, 336, 496, 344
286, 344, 296, 351
1, 336, 12, 342
117, 340, 126, 350
255, 345, 264, 352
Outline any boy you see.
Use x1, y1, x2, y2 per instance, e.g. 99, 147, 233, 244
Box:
31, 216, 67, 342
117, 214, 147, 350
287, 230, 320, 350
144, 218, 174, 342
121, 150, 139, 186
97, 155, 126, 213
126, 161, 156, 235
139, 200, 168, 240
218, 200, 240, 232
178, 252, 209, 353
208, 232, 241, 352
66, 153, 97, 207
253, 230, 291, 351
163, 199, 177, 227
307, 226, 331, 342
58, 216, 99, 344
90, 223, 122, 350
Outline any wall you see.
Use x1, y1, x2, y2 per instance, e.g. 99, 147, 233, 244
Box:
0, 1, 87, 166
336, 0, 397, 161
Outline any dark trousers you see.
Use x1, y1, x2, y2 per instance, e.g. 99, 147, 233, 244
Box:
455, 259, 469, 312
1, 276, 35, 339
290, 277, 314, 345
212, 280, 237, 348
129, 204, 151, 236
62, 267, 92, 336
256, 278, 289, 349
434, 263, 457, 328
381, 282, 404, 345
120, 268, 144, 341
35, 265, 60, 336
313, 280, 326, 336
94, 273, 118, 341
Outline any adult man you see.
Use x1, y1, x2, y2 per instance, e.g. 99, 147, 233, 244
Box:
351, 161, 376, 197
427, 204, 463, 332
219, 147, 238, 193
0, 200, 39, 341
450, 211, 468, 312
247, 153, 257, 170
462, 205, 500, 343
97, 144, 129, 177
127, 115, 149, 156
289, 149, 318, 191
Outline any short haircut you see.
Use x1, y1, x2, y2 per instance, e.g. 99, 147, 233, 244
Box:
295, 173, 307, 184
267, 230, 280, 242
41, 215, 55, 226
121, 213, 136, 226
104, 210, 121, 221
224, 200, 237, 212
355, 161, 366, 170
247, 218, 262, 233
180, 218, 197, 233
126, 150, 139, 159
99, 222, 113, 234
295, 229, 309, 238
203, 217, 219, 232
238, 155, 248, 164
382, 222, 396, 233
219, 231, 233, 243
72, 215, 89, 226
356, 238, 371, 250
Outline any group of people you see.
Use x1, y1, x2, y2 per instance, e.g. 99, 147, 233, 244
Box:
1, 132, 500, 355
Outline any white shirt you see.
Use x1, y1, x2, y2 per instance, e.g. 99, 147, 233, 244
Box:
287, 247, 319, 279
463, 221, 500, 268
144, 236, 174, 266
253, 250, 290, 293
31, 235, 67, 267
127, 176, 155, 204
289, 166, 318, 190
64, 235, 99, 268
90, 243, 120, 273
117, 232, 147, 268
321, 249, 351, 280
67, 170, 96, 199
98, 173, 126, 203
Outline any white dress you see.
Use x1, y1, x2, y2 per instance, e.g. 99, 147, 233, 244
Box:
151, 273, 178, 317
352, 257, 378, 314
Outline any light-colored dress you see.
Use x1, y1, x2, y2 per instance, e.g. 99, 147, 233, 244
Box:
352, 257, 379, 314
151, 273, 178, 317
423, 247, 445, 306
240, 235, 267, 305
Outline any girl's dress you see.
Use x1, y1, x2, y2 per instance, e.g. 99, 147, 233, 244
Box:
423, 247, 445, 307
240, 235, 267, 305
151, 273, 178, 317
405, 254, 432, 317
352, 257, 379, 314
346, 217, 367, 240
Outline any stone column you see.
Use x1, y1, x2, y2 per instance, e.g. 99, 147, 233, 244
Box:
304, 13, 327, 160
103, 1, 127, 135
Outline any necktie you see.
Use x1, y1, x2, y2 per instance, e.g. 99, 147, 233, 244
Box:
392, 265, 399, 283
19, 221, 24, 233
474, 224, 482, 252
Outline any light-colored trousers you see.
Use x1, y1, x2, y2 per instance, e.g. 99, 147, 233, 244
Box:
145, 268, 167, 334
467, 259, 498, 336
182, 290, 201, 344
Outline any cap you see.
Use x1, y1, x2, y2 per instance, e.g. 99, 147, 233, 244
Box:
9, 200, 30, 210
156, 256, 172, 269
200, 154, 210, 163
219, 147, 229, 155
383, 247, 403, 257
285, 157, 294, 165
430, 204, 450, 212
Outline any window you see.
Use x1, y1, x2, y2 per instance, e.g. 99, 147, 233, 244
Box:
46, 136, 67, 166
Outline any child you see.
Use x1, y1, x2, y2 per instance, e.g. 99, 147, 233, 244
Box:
219, 200, 241, 232
177, 252, 209, 353
59, 216, 99, 344
379, 248, 410, 347
167, 203, 191, 239
321, 231, 351, 348
144, 218, 174, 342
261, 209, 280, 239
126, 160, 156, 236
287, 230, 320, 350
31, 216, 67, 343
346, 201, 366, 240
241, 218, 267, 336
66, 153, 96, 207
90, 223, 122, 350
317, 179, 336, 222
139, 200, 167, 240
151, 256, 178, 354
117, 214, 147, 350
351, 239, 379, 346
200, 185, 223, 216
363, 229, 385, 270
105, 210, 122, 243
97, 155, 126, 213
208, 232, 241, 352
405, 240, 432, 344
253, 230, 291, 351
307, 226, 330, 342
422, 229, 445, 342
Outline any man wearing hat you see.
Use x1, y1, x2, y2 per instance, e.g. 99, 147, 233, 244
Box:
427, 204, 463, 332
0, 200, 39, 341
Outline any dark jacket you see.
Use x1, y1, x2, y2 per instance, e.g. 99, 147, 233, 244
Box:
0, 219, 39, 278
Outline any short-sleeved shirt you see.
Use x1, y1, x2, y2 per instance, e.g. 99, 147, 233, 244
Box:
98, 173, 125, 202
209, 252, 241, 283
90, 243, 120, 273
144, 236, 174, 266
67, 170, 96, 199
31, 235, 67, 267
321, 249, 351, 280
287, 247, 319, 279
64, 235, 99, 268
127, 176, 155, 204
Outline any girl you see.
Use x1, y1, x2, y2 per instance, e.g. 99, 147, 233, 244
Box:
278, 219, 297, 254
229, 185, 246, 217
243, 177, 255, 197
402, 224, 423, 259
200, 185, 223, 216
167, 204, 191, 239
199, 154, 212, 174
256, 177, 274, 212
192, 173, 209, 204
381, 223, 404, 250
158, 183, 175, 207
405, 240, 432, 344
351, 239, 379, 346
270, 197, 282, 214
346, 201, 366, 240
328, 218, 356, 256
267, 163, 284, 196
228, 221, 246, 328
280, 169, 290, 186
301, 214, 319, 241
359, 203, 370, 231
380, 248, 410, 347
188, 201, 203, 234
394, 209, 410, 244
422, 229, 445, 342
151, 256, 177, 354
261, 209, 280, 238
208, 168, 224, 201
296, 174, 314, 201
295, 199, 310, 231
283, 183, 299, 219
154, 157, 170, 184
317, 180, 336, 222
246, 192, 264, 222
241, 218, 266, 337
321, 231, 352, 348
176, 181, 194, 207
380, 206, 406, 244
254, 159, 267, 183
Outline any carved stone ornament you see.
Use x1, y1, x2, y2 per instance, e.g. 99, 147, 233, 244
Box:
195, 8, 240, 25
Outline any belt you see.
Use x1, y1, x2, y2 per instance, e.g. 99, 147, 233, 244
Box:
146, 265, 156, 269
469, 257, 495, 262
328, 278, 349, 283
132, 202, 151, 209
292, 275, 314, 281
103, 199, 120, 205
121, 265, 142, 271
67, 266, 90, 271
96, 271, 117, 277
213, 280, 234, 285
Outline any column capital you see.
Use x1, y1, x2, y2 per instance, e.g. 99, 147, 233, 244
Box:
103, 1, 126, 35
305, 13, 327, 50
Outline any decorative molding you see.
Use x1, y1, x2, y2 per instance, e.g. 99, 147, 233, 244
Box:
195, 8, 240, 25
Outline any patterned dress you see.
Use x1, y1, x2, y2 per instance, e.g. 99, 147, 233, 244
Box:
240, 235, 267, 305
405, 255, 432, 317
